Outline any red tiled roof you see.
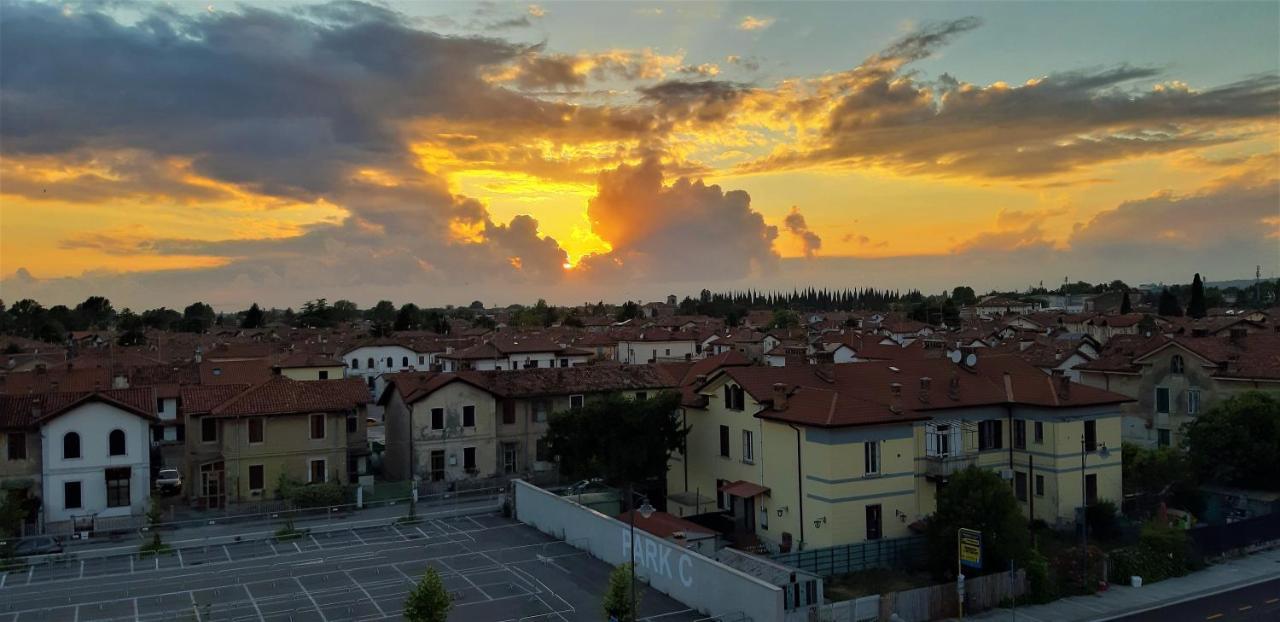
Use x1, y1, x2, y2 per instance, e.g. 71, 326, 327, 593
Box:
180, 384, 251, 415
0, 388, 157, 429
616, 510, 715, 539
199, 359, 273, 385
208, 376, 369, 417
382, 364, 677, 404
720, 480, 769, 498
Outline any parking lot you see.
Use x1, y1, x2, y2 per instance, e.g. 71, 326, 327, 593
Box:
0, 514, 706, 621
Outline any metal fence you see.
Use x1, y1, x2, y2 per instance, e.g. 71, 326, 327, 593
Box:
1188, 512, 1280, 558
769, 536, 927, 578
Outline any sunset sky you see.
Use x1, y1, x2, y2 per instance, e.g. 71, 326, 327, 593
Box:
1, 0, 1277, 310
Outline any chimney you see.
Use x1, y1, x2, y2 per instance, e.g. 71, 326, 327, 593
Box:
889, 382, 903, 414
695, 374, 707, 384
1057, 374, 1071, 399
30, 397, 42, 419
918, 377, 932, 404
815, 362, 835, 383
948, 371, 961, 400
772, 383, 788, 411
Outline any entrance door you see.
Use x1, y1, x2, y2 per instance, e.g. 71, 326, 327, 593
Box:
866, 504, 882, 540
743, 497, 756, 533
430, 450, 445, 481
502, 443, 518, 474
200, 461, 224, 508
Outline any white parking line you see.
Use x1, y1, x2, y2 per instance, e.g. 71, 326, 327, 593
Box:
132, 597, 139, 620
466, 516, 486, 531
245, 585, 266, 622
176, 548, 185, 568
439, 557, 493, 601
78, 560, 84, 579
343, 569, 386, 618
189, 591, 201, 622
25, 564, 33, 586
0, 571, 6, 589
415, 526, 430, 539
294, 577, 329, 622
350, 529, 368, 545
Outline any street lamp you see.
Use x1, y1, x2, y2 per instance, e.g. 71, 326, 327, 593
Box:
628, 490, 655, 622
1079, 437, 1110, 589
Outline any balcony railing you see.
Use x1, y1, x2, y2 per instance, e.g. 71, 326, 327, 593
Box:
924, 452, 976, 478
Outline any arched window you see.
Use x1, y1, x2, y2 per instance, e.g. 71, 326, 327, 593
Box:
386, 357, 393, 368
350, 358, 359, 370
366, 357, 374, 369
63, 432, 81, 459
402, 356, 409, 367
109, 429, 126, 456
1171, 355, 1185, 374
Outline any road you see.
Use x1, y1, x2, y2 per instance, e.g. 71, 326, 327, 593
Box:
1109, 576, 1280, 621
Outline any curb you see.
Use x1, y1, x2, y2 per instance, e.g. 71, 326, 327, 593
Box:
1092, 568, 1280, 622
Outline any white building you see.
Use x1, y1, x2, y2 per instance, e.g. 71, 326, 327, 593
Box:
617, 328, 700, 364
437, 335, 591, 372
39, 390, 155, 530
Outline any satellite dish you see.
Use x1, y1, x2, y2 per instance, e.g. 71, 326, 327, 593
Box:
964, 353, 978, 367
948, 350, 962, 364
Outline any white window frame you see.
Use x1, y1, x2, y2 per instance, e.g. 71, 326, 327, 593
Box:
864, 441, 880, 476
308, 458, 328, 483
1187, 388, 1201, 415
569, 394, 585, 409
742, 430, 754, 464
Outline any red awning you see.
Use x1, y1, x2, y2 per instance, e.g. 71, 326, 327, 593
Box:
719, 480, 770, 498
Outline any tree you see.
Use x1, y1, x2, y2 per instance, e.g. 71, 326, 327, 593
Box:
403, 566, 452, 622
602, 562, 641, 622
74, 296, 115, 330
368, 300, 397, 336
926, 466, 1029, 578
951, 286, 977, 306
141, 307, 182, 331
241, 303, 265, 329
395, 303, 422, 331
768, 309, 800, 330
471, 315, 496, 330
468, 300, 485, 310
330, 299, 361, 323
1157, 288, 1183, 317
1182, 391, 1280, 490
1120, 290, 1132, 314
180, 302, 216, 333
116, 309, 147, 346
545, 392, 686, 487
615, 301, 640, 322
1187, 273, 1208, 319
1122, 443, 1202, 517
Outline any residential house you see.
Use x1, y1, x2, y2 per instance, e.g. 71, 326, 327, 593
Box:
274, 352, 346, 381
667, 356, 1129, 552
617, 328, 700, 364
437, 335, 590, 372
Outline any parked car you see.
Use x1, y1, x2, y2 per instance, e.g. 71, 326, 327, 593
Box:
12, 536, 62, 557
155, 468, 183, 495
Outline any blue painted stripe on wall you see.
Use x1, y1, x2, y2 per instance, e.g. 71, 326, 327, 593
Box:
806, 489, 915, 504
806, 471, 914, 485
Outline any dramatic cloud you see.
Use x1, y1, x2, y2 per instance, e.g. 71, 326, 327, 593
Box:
783, 207, 823, 258
577, 158, 779, 281
738, 16, 775, 31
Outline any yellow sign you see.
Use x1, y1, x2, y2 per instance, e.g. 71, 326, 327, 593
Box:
958, 528, 982, 569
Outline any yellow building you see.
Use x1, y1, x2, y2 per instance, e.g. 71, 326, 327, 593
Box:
1078, 331, 1280, 448
273, 353, 347, 382
667, 355, 1129, 552
181, 376, 370, 507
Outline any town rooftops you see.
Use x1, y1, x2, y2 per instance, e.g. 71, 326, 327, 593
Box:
380, 364, 677, 405
0, 387, 157, 429
208, 376, 369, 417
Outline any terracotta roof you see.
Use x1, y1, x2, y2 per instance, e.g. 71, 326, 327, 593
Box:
2, 365, 113, 394
382, 364, 678, 405
208, 376, 369, 417
199, 359, 273, 385
180, 384, 251, 415
719, 480, 769, 498
710, 355, 1129, 429
274, 352, 344, 368
654, 351, 752, 407
617, 510, 715, 539
0, 388, 157, 429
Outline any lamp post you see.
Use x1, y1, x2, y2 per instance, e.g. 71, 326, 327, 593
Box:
628, 486, 655, 622
1079, 436, 1110, 590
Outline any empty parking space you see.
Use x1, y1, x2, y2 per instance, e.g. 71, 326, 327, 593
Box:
0, 513, 704, 622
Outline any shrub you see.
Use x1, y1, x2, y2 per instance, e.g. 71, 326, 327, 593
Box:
1024, 547, 1055, 604
404, 567, 452, 622
1106, 521, 1189, 585
277, 473, 347, 509
1087, 500, 1120, 542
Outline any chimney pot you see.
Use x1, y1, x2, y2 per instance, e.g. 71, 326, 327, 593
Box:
772, 382, 788, 411
890, 382, 902, 395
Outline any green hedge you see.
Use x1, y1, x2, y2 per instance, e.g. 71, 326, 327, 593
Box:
1108, 522, 1189, 584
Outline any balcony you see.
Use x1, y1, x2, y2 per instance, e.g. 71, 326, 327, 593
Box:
925, 452, 977, 479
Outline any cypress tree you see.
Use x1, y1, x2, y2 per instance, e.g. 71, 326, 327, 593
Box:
1187, 273, 1208, 319
1158, 288, 1183, 317
1120, 290, 1132, 314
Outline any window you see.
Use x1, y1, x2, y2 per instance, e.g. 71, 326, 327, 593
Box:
570, 395, 584, 410
1170, 355, 1185, 374
1035, 474, 1045, 497
430, 450, 445, 481
1158, 428, 1171, 447
201, 418, 217, 443
502, 401, 516, 425
464, 447, 477, 471
212, 367, 222, 376
366, 357, 374, 369
719, 425, 730, 457
418, 356, 425, 365
386, 357, 393, 368
1084, 420, 1097, 452
1014, 471, 1027, 502
310, 414, 326, 440
309, 459, 327, 482
665, 348, 671, 356
247, 418, 264, 444
742, 430, 754, 464
560, 358, 569, 368
7, 432, 26, 460
318, 370, 328, 380
248, 465, 264, 491
106, 429, 126, 456
502, 442, 517, 473
64, 481, 82, 510
724, 385, 732, 409
536, 438, 550, 463
864, 441, 880, 475
157, 398, 165, 414
1013, 420, 1026, 450
1034, 421, 1044, 444
106, 467, 130, 508
63, 432, 81, 459
533, 401, 548, 423
1187, 388, 1201, 415
635, 392, 647, 401
176, 425, 185, 442
346, 416, 357, 434
463, 405, 476, 428
1155, 387, 1171, 414
733, 386, 745, 411
351, 359, 359, 370
978, 420, 1003, 451
402, 356, 409, 367
431, 408, 444, 430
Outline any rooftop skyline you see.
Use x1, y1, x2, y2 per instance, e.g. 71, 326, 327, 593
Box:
1, 0, 1277, 309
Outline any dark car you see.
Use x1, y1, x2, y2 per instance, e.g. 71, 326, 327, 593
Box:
12, 535, 62, 556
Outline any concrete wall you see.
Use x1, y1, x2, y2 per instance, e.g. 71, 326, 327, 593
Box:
514, 480, 787, 622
